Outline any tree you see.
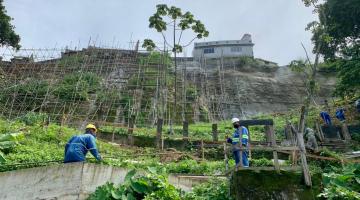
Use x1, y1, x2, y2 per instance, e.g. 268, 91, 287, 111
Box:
143, 4, 209, 125
304, 0, 360, 97
0, 0, 20, 49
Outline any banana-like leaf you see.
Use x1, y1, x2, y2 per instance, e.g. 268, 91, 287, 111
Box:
0, 141, 17, 150
124, 169, 136, 183
0, 132, 24, 142
0, 132, 24, 150
0, 151, 6, 163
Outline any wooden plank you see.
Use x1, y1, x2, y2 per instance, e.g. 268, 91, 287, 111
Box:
291, 124, 312, 187
239, 119, 274, 126
201, 140, 205, 161
156, 118, 163, 149
265, 125, 271, 144
270, 125, 280, 172
225, 166, 302, 175
182, 121, 189, 140
127, 115, 135, 146
212, 123, 218, 141
341, 122, 351, 142
315, 122, 325, 142
224, 143, 229, 171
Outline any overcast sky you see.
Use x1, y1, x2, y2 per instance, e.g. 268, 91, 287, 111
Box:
4, 0, 317, 65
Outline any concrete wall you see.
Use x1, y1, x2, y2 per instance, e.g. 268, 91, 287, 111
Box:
0, 163, 207, 200
193, 45, 254, 59
0, 163, 127, 200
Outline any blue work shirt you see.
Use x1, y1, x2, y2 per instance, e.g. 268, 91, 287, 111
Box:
320, 111, 332, 125
335, 108, 345, 121
64, 132, 101, 163
227, 126, 249, 147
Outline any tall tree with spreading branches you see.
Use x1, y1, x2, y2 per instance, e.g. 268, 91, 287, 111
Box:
143, 4, 209, 125
0, 0, 20, 49
304, 0, 360, 97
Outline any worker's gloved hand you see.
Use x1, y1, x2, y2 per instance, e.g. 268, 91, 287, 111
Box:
97, 155, 103, 162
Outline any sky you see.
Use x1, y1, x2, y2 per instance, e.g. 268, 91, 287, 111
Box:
4, 0, 318, 65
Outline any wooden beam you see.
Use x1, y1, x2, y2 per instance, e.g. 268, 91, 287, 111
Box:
270, 125, 280, 172
341, 122, 351, 142
182, 121, 189, 140
239, 119, 274, 126
291, 125, 312, 187
212, 123, 218, 141
156, 118, 163, 149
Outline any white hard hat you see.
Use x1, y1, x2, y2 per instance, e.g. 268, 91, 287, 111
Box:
231, 117, 240, 124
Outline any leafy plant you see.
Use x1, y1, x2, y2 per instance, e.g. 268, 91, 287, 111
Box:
0, 132, 24, 163
183, 178, 233, 200
318, 164, 360, 199
55, 72, 101, 101
88, 167, 181, 200
19, 112, 48, 126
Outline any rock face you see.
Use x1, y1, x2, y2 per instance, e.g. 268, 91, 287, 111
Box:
178, 57, 336, 119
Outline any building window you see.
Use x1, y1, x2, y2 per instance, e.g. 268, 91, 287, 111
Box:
231, 46, 242, 52
204, 48, 214, 54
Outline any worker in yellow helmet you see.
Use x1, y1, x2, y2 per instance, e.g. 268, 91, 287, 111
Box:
64, 124, 102, 163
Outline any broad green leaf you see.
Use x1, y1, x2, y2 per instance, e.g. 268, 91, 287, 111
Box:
0, 132, 24, 142
125, 169, 136, 183
131, 179, 149, 194
111, 188, 123, 200
147, 167, 157, 174
126, 193, 136, 200
0, 151, 6, 163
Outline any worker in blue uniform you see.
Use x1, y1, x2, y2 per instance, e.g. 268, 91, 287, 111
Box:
64, 124, 102, 163
335, 108, 346, 122
227, 118, 249, 167
320, 111, 332, 125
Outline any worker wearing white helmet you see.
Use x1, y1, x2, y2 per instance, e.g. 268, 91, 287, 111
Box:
64, 124, 102, 163
227, 117, 249, 167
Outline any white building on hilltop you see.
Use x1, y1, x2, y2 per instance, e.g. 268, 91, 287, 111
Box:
192, 34, 254, 60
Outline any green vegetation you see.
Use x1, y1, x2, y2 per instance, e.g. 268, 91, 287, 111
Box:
88, 168, 181, 200
318, 164, 360, 199
0, 0, 21, 49
55, 72, 101, 101
184, 178, 233, 200
303, 0, 360, 98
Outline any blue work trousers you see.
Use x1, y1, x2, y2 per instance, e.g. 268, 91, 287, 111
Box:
233, 150, 249, 167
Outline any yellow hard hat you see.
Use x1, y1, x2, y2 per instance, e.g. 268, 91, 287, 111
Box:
86, 124, 97, 132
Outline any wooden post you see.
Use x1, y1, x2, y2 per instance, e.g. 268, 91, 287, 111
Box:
270, 125, 280, 172
156, 118, 163, 149
224, 142, 229, 171
238, 141, 243, 169
201, 140, 205, 161
341, 122, 351, 141
111, 126, 115, 143
291, 125, 312, 187
183, 121, 189, 140
298, 106, 306, 134
265, 125, 271, 145
246, 125, 252, 160
212, 123, 218, 141
315, 121, 325, 142
127, 115, 135, 146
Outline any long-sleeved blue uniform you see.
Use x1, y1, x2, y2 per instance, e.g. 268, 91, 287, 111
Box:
335, 108, 345, 122
320, 111, 332, 125
64, 132, 101, 163
227, 126, 249, 167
